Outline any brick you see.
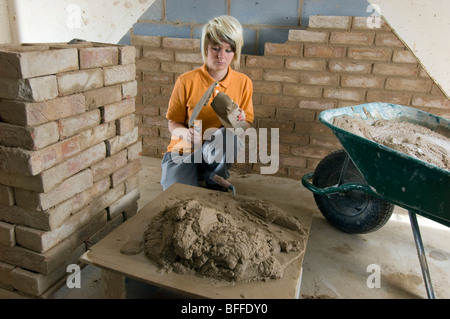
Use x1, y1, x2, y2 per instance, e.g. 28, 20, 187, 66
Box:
122, 80, 137, 99
142, 72, 173, 84
10, 243, 85, 295
412, 95, 450, 109
42, 177, 110, 231
263, 70, 299, 83
0, 48, 78, 79
373, 63, 418, 76
0, 185, 14, 206
253, 81, 282, 95
161, 62, 192, 74
299, 73, 339, 86
39, 142, 106, 193
0, 221, 15, 247
288, 30, 328, 43
119, 46, 136, 65
309, 16, 351, 29
290, 145, 330, 159
283, 84, 322, 98
130, 35, 161, 47
0, 94, 85, 126
57, 69, 104, 95
111, 159, 142, 188
323, 88, 364, 101
264, 43, 302, 56
108, 187, 140, 220
341, 75, 384, 89
58, 109, 101, 139
175, 52, 203, 64
83, 85, 122, 109
0, 261, 15, 288
0, 121, 59, 151
276, 109, 315, 122
385, 78, 432, 92
78, 122, 116, 150
330, 32, 374, 45
15, 198, 106, 253
366, 90, 411, 105
262, 95, 298, 108
298, 100, 336, 110
375, 33, 404, 47
285, 58, 326, 71
328, 60, 371, 74
0, 136, 81, 176
125, 172, 139, 193
90, 149, 127, 182
257, 119, 294, 132
392, 50, 417, 63
79, 46, 119, 69
281, 156, 307, 168
162, 38, 200, 50
103, 98, 135, 123
245, 56, 284, 69
136, 59, 160, 71
142, 48, 174, 61
348, 48, 391, 61
310, 135, 342, 149
116, 114, 135, 135
280, 132, 309, 145
128, 141, 142, 161
106, 126, 139, 155
0, 75, 58, 102
14, 169, 94, 211
304, 45, 345, 59
0, 233, 73, 274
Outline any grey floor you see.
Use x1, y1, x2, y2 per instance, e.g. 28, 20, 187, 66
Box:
51, 156, 450, 299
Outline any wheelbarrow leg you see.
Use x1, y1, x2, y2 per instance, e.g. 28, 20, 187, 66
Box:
408, 210, 435, 299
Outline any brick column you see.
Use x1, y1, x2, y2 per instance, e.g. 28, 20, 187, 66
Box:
0, 42, 141, 297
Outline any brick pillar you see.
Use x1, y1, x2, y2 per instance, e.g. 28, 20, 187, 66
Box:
0, 42, 141, 297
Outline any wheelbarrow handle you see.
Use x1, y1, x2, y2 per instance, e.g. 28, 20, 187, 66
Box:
301, 172, 376, 196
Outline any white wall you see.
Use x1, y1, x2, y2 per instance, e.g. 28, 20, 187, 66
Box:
0, 0, 13, 43
2, 0, 155, 45
369, 0, 450, 98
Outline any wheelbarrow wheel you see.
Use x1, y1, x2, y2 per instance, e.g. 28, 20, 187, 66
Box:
313, 149, 394, 234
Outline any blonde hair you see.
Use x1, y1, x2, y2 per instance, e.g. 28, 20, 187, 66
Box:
201, 15, 244, 70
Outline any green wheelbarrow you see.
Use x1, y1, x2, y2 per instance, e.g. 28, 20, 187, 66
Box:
302, 103, 450, 299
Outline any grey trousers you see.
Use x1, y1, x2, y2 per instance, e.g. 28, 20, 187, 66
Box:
160, 128, 242, 191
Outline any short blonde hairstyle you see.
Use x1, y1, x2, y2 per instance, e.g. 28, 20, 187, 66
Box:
201, 15, 244, 70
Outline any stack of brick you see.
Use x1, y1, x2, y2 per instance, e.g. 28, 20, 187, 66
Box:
0, 42, 142, 297
132, 15, 449, 179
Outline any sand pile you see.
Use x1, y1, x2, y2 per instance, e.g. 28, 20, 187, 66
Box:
333, 115, 450, 171
142, 193, 306, 283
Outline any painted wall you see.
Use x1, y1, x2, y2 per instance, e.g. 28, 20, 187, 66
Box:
368, 0, 450, 97
0, 0, 13, 43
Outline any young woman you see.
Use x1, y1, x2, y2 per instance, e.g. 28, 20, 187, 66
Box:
160, 15, 254, 191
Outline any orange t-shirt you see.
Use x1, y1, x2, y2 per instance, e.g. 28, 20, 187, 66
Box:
165, 65, 254, 153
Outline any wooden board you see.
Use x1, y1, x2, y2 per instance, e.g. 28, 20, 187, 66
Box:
80, 183, 315, 299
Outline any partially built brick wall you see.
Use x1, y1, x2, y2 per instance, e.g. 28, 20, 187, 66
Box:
0, 42, 141, 297
133, 15, 449, 179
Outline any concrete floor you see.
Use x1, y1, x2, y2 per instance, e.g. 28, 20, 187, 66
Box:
52, 156, 450, 299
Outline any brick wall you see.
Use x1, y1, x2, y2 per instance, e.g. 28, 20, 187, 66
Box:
133, 15, 449, 180
0, 42, 141, 297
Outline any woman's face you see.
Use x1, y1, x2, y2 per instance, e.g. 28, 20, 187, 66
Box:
206, 41, 235, 74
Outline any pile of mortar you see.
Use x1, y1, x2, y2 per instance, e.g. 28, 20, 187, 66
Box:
142, 193, 306, 283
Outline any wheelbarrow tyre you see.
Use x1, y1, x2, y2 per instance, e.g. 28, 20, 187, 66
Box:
313, 149, 394, 234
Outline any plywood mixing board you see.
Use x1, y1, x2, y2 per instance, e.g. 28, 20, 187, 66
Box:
80, 183, 314, 299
